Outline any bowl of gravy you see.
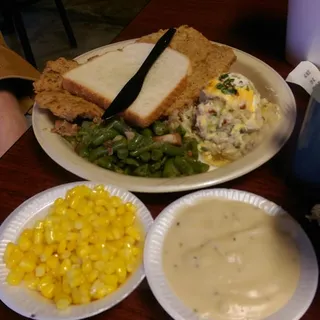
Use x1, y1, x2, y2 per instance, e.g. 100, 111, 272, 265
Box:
144, 189, 318, 320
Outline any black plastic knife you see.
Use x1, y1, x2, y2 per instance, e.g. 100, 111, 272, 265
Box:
102, 27, 177, 120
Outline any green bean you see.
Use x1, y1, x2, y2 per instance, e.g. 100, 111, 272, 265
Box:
133, 164, 149, 177
128, 134, 145, 151
163, 143, 185, 156
75, 143, 90, 158
152, 121, 169, 136
117, 160, 126, 168
185, 157, 210, 173
151, 149, 163, 161
174, 156, 194, 175
141, 128, 153, 137
104, 118, 122, 131
96, 156, 113, 169
149, 171, 162, 178
88, 146, 108, 162
184, 138, 199, 159
124, 166, 132, 175
125, 158, 140, 167
130, 141, 161, 158
113, 118, 133, 134
163, 158, 180, 178
175, 125, 186, 137
117, 148, 129, 160
112, 136, 127, 151
139, 152, 151, 162
91, 129, 118, 147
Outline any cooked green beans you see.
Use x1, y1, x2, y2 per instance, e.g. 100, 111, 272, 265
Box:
71, 119, 210, 178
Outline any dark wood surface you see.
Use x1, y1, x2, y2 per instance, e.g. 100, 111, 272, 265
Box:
1, 0, 319, 319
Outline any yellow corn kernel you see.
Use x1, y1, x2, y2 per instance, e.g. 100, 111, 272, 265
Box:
100, 248, 111, 261
55, 292, 72, 310
55, 203, 68, 216
94, 261, 105, 272
62, 276, 71, 294
125, 202, 136, 212
123, 211, 136, 227
125, 226, 141, 241
69, 195, 81, 210
18, 236, 32, 252
102, 274, 118, 287
132, 246, 142, 257
89, 248, 101, 261
24, 273, 39, 290
34, 220, 45, 230
116, 204, 126, 215
40, 245, 54, 262
80, 225, 92, 239
111, 226, 124, 240
6, 247, 23, 268
71, 288, 82, 304
47, 255, 59, 270
59, 258, 71, 275
118, 247, 133, 261
126, 257, 138, 273
32, 243, 44, 257
70, 254, 81, 265
110, 196, 122, 208
44, 228, 55, 245
108, 207, 117, 218
87, 269, 99, 283
66, 208, 78, 221
21, 228, 33, 239
94, 205, 106, 215
19, 254, 37, 273
104, 260, 116, 275
76, 244, 90, 259
35, 264, 46, 277
33, 229, 44, 245
4, 242, 16, 263
66, 240, 77, 252
82, 259, 93, 274
6, 269, 24, 285
66, 231, 78, 242
74, 218, 85, 230
57, 239, 67, 255
61, 219, 73, 232
40, 282, 55, 299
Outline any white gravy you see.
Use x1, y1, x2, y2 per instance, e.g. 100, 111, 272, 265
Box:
162, 199, 300, 320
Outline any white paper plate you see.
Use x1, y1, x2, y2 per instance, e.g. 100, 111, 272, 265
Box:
0, 182, 154, 320
32, 39, 296, 193
144, 189, 318, 320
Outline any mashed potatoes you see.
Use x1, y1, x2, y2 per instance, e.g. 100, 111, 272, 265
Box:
169, 73, 281, 166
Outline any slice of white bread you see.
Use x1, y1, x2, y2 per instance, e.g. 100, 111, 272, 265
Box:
62, 43, 191, 127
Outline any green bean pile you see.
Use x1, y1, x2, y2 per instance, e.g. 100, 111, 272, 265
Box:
68, 118, 210, 178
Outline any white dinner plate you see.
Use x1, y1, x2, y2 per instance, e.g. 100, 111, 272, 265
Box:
144, 189, 318, 320
32, 40, 296, 193
0, 181, 154, 320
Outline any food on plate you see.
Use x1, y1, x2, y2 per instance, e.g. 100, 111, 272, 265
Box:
63, 118, 209, 177
33, 25, 280, 177
169, 73, 281, 166
62, 43, 191, 128
4, 185, 143, 310
137, 25, 236, 116
34, 58, 103, 121
163, 198, 300, 320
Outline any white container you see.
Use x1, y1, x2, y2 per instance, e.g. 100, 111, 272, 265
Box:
286, 0, 320, 68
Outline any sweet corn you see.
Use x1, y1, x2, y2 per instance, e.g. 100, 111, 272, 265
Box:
4, 184, 143, 310
6, 269, 24, 285
24, 272, 39, 290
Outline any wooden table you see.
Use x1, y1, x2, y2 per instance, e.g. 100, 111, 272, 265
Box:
0, 0, 319, 319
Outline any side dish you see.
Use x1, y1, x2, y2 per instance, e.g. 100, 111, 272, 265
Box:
163, 198, 300, 319
33, 25, 281, 177
61, 118, 209, 177
4, 185, 143, 310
